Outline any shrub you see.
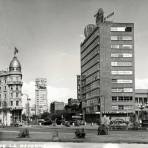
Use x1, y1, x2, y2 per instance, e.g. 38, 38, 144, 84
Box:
18, 128, 29, 138
98, 124, 109, 135
52, 130, 60, 141
75, 128, 86, 138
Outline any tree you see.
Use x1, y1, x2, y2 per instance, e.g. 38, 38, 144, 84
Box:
22, 113, 27, 121
41, 112, 51, 121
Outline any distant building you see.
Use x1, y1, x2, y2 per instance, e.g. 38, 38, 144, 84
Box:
135, 89, 148, 116
68, 98, 80, 106
80, 8, 135, 120
0, 49, 23, 126
35, 78, 48, 115
50, 101, 64, 114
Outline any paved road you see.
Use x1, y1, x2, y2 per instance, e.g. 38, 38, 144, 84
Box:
0, 125, 148, 143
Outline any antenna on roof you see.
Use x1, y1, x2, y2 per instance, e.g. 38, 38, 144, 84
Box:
104, 11, 114, 21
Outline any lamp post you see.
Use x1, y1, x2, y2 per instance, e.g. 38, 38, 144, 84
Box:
23, 93, 31, 125
2, 101, 7, 126
100, 96, 105, 124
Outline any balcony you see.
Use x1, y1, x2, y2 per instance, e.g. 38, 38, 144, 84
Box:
10, 106, 23, 110
7, 81, 23, 85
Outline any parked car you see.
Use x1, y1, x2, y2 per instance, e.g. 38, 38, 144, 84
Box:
64, 121, 70, 127
11, 121, 22, 127
42, 120, 52, 125
110, 119, 128, 130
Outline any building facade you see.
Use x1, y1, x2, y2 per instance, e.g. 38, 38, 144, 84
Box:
50, 101, 64, 114
35, 78, 48, 115
80, 8, 135, 119
0, 50, 23, 126
77, 75, 81, 100
135, 89, 148, 118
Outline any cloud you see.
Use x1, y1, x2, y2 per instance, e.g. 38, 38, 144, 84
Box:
135, 78, 148, 89
22, 81, 76, 107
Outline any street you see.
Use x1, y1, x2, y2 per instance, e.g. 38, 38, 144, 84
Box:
0, 125, 148, 143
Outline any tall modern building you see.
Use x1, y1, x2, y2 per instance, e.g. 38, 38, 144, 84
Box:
0, 49, 23, 126
35, 78, 48, 115
80, 8, 135, 120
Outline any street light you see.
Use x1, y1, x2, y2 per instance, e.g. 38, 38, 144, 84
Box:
22, 93, 31, 125
138, 104, 145, 120
100, 96, 105, 124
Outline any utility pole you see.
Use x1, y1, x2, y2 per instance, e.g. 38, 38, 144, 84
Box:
100, 96, 105, 124
23, 93, 31, 125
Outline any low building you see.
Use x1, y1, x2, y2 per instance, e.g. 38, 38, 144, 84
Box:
50, 101, 64, 114
135, 89, 148, 119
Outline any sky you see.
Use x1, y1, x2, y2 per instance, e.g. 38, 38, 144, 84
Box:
0, 0, 148, 106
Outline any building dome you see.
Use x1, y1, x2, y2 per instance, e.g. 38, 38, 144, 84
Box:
9, 56, 21, 72
84, 24, 96, 38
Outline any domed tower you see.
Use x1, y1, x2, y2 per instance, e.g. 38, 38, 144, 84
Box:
9, 56, 21, 72
8, 48, 23, 124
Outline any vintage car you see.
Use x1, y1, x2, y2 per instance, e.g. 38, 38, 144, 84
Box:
110, 119, 128, 130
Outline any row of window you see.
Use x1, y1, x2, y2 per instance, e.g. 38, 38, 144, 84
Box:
10, 86, 20, 90
111, 36, 132, 41
111, 71, 133, 75
135, 97, 148, 103
111, 62, 132, 67
0, 79, 7, 84
0, 77, 21, 84
0, 94, 7, 98
86, 88, 100, 98
112, 96, 133, 102
112, 105, 133, 110
82, 63, 99, 76
85, 80, 100, 92
0, 86, 20, 91
110, 26, 132, 32
0, 86, 7, 90
112, 88, 133, 93
0, 92, 20, 98
0, 101, 19, 107
81, 30, 99, 53
81, 38, 99, 60
112, 79, 133, 84
111, 53, 132, 58
87, 98, 99, 106
111, 44, 132, 49
81, 55, 99, 73
10, 101, 19, 106
85, 105, 99, 113
10, 92, 20, 98
85, 72, 98, 85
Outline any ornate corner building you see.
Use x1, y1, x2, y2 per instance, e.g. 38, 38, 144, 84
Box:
0, 51, 23, 126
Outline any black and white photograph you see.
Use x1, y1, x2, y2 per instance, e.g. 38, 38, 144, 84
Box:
0, 0, 148, 148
